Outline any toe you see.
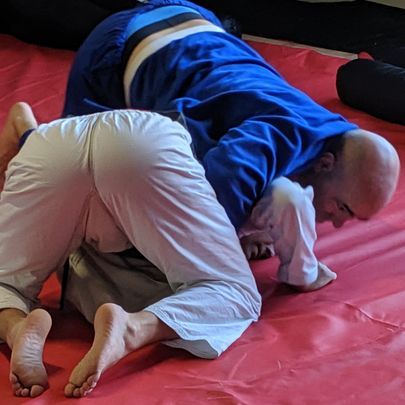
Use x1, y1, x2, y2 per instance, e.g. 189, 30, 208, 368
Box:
81, 381, 91, 392
64, 383, 76, 397
80, 380, 96, 397
14, 388, 23, 397
73, 387, 82, 398
30, 384, 46, 398
87, 374, 99, 387
21, 387, 30, 397
10, 376, 22, 392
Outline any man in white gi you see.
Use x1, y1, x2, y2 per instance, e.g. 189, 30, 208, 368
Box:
0, 100, 400, 399
0, 102, 263, 398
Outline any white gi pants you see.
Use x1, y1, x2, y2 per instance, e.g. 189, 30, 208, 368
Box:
67, 175, 321, 335
0, 110, 261, 359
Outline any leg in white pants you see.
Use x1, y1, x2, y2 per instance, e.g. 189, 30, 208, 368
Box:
0, 114, 101, 314
89, 110, 261, 358
0, 109, 261, 358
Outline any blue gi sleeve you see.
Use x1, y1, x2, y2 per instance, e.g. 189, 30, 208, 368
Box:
202, 116, 315, 231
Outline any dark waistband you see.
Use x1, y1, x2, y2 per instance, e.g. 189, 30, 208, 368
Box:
19, 128, 35, 148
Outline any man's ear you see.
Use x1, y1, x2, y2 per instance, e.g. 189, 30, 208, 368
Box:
313, 152, 336, 173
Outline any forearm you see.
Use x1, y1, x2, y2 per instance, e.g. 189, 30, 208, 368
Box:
0, 281, 36, 348
244, 176, 337, 290
244, 176, 319, 286
273, 199, 337, 291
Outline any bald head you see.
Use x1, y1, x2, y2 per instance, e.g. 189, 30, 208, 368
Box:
339, 129, 400, 218
295, 128, 400, 228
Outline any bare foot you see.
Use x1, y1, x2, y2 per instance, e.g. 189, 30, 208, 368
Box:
0, 102, 37, 191
9, 308, 52, 397
64, 303, 137, 398
65, 304, 176, 398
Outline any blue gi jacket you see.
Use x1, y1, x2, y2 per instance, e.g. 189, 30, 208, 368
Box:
63, 0, 357, 229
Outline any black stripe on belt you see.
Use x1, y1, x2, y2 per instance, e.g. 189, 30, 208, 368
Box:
122, 12, 203, 68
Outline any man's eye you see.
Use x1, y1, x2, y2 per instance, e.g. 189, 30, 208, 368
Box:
338, 203, 350, 215
338, 203, 354, 217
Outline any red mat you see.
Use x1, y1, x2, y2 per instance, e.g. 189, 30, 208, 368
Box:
0, 34, 404, 404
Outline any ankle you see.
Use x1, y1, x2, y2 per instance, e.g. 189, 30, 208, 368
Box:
6, 318, 25, 350
0, 308, 27, 349
126, 311, 177, 348
14, 117, 34, 140
10, 102, 37, 139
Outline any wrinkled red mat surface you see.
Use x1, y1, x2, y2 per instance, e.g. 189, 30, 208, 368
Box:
0, 34, 404, 404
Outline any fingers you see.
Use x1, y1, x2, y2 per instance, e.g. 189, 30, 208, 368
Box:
240, 233, 275, 260
241, 241, 274, 260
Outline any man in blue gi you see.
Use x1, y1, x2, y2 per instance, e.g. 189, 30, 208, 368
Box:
60, 0, 400, 282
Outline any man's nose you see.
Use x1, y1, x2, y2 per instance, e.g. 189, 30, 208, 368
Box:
332, 217, 346, 228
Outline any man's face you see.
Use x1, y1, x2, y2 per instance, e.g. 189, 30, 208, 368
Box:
311, 175, 357, 228
310, 160, 374, 228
